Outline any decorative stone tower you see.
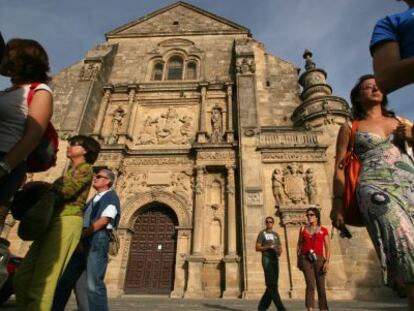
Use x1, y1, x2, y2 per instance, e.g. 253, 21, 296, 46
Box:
292, 49, 349, 130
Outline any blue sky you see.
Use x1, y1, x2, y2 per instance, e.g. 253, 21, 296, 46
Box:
1, 0, 413, 119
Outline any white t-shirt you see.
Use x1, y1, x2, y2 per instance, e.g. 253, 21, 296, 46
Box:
0, 83, 52, 153
83, 189, 118, 230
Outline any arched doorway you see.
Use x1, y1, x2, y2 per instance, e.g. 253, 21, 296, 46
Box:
124, 203, 178, 294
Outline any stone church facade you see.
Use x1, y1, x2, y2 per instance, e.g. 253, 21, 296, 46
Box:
5, 1, 389, 300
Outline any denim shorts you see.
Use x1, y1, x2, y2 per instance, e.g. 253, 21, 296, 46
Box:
0, 151, 27, 205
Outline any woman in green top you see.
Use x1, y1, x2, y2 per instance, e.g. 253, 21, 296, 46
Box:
14, 135, 100, 311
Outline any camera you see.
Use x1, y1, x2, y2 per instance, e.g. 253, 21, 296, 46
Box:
307, 249, 317, 262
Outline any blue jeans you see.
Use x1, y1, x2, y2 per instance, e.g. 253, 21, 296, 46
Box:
0, 151, 26, 205
87, 230, 110, 311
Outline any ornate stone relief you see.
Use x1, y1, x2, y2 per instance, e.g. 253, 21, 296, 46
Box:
271, 164, 317, 207
278, 208, 316, 227
262, 150, 327, 163
116, 168, 193, 203
197, 151, 235, 161
135, 107, 194, 145
122, 157, 193, 166
236, 58, 256, 74
79, 62, 101, 81
171, 171, 193, 200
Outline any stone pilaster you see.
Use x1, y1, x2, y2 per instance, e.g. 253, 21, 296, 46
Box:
123, 84, 137, 141
223, 165, 240, 298
184, 166, 205, 298
93, 85, 113, 138
225, 83, 234, 143
184, 255, 205, 298
226, 165, 237, 256
196, 83, 208, 143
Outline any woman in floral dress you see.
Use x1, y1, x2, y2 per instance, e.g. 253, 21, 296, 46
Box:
331, 74, 414, 309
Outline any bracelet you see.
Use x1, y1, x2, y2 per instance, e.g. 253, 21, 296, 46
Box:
0, 161, 11, 174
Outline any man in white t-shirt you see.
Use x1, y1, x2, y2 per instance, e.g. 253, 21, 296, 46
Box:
52, 169, 120, 311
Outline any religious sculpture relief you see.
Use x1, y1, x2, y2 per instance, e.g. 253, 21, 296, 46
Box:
271, 164, 318, 207
117, 170, 148, 199
210, 107, 223, 143
105, 107, 126, 144
171, 171, 193, 201
79, 62, 101, 81
135, 107, 194, 145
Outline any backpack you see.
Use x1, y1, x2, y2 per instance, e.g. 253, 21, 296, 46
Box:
26, 83, 58, 173
340, 120, 364, 227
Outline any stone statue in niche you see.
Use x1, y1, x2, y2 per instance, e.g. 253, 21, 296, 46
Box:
304, 168, 317, 204
105, 107, 126, 144
282, 163, 306, 204
210, 107, 223, 143
272, 168, 285, 207
135, 107, 194, 145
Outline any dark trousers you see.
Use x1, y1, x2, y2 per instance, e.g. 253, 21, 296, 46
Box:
53, 230, 110, 311
258, 255, 285, 311
300, 255, 328, 310
52, 252, 86, 311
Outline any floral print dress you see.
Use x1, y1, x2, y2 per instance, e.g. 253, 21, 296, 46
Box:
355, 130, 414, 291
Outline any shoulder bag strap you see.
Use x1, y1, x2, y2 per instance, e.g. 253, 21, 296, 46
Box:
348, 120, 359, 152
27, 83, 41, 107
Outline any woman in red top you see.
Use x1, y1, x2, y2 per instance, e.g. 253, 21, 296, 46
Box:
297, 207, 330, 311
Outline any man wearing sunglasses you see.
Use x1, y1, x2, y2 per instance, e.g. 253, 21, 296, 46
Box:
52, 168, 121, 311
256, 216, 286, 311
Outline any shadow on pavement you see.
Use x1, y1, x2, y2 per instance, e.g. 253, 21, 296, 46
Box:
203, 304, 244, 311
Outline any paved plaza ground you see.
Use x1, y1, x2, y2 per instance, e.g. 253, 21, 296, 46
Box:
0, 296, 407, 311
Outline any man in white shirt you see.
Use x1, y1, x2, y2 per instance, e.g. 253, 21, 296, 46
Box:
52, 169, 120, 311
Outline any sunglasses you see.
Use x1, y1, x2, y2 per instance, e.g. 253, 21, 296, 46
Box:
265, 220, 274, 224
306, 213, 316, 217
94, 175, 109, 180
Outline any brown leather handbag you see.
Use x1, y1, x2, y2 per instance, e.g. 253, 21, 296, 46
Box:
340, 120, 364, 227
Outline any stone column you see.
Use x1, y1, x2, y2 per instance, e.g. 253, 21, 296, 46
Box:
92, 85, 113, 138
192, 165, 205, 254
171, 228, 191, 298
124, 85, 137, 141
226, 165, 236, 255
225, 83, 234, 143
184, 165, 205, 298
196, 83, 208, 143
223, 165, 240, 298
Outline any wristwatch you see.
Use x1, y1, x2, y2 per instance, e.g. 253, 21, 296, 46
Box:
0, 161, 11, 174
